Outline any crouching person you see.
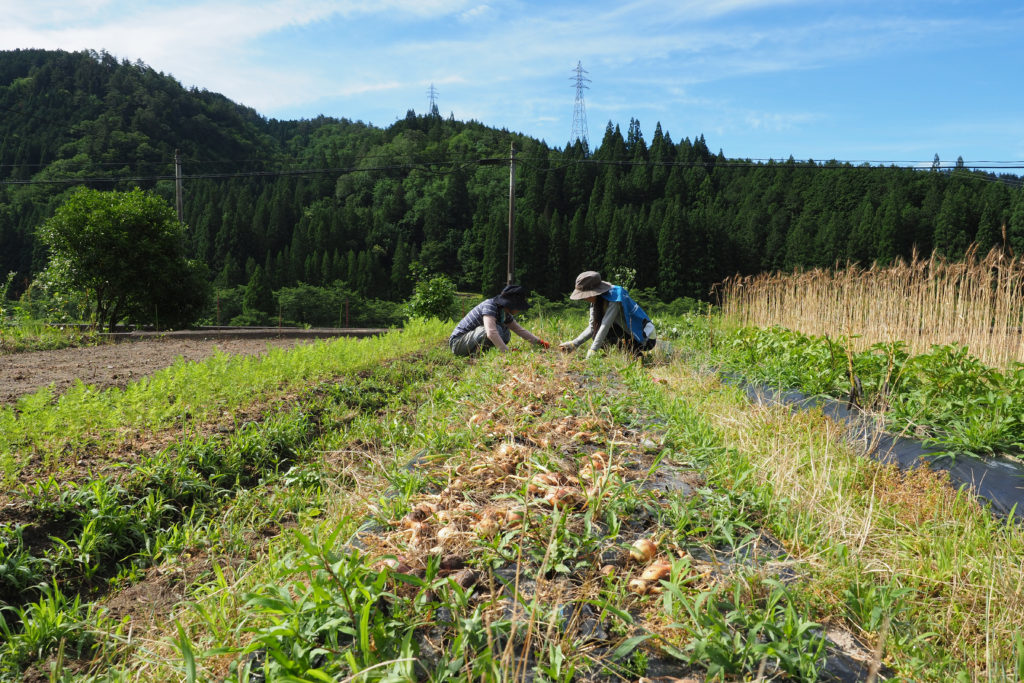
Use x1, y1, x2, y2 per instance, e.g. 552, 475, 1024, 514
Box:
559, 270, 656, 358
449, 284, 550, 356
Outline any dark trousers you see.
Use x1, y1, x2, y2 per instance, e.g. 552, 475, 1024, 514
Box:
607, 325, 656, 357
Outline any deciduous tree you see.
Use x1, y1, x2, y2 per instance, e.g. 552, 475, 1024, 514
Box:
37, 187, 209, 331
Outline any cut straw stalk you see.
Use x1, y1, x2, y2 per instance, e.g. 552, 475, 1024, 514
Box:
720, 246, 1024, 368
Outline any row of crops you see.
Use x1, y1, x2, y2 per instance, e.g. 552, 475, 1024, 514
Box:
2, 314, 1024, 680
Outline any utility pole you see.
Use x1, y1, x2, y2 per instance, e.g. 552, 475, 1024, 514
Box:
174, 149, 184, 223
570, 61, 591, 148
507, 142, 516, 285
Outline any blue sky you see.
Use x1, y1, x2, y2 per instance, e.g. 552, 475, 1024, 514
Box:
4, 1, 1023, 169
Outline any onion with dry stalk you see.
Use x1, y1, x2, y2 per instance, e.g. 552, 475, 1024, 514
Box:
496, 442, 527, 458
629, 538, 658, 563
544, 486, 583, 509
434, 509, 455, 524
640, 560, 672, 582
527, 471, 561, 494
408, 521, 432, 545
536, 472, 561, 487
628, 578, 650, 595
504, 508, 526, 527
376, 557, 413, 575
436, 525, 460, 543
401, 502, 435, 527
473, 517, 500, 538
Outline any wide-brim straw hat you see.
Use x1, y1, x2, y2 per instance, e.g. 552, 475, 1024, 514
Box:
569, 271, 612, 300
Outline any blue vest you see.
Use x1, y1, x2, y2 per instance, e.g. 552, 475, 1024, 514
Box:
601, 286, 651, 344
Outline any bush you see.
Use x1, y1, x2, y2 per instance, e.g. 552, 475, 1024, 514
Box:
405, 274, 457, 321
205, 287, 245, 325
206, 282, 407, 328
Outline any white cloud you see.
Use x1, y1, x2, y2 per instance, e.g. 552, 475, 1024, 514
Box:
459, 4, 494, 22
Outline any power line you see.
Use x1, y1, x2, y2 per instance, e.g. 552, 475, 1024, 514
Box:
3, 154, 1023, 187
0, 160, 482, 186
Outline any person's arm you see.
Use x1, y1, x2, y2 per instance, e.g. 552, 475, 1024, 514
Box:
482, 315, 508, 351
560, 303, 598, 350
507, 319, 549, 347
562, 327, 592, 350
586, 301, 622, 358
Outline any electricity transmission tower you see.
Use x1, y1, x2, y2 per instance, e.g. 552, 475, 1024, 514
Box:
570, 61, 590, 147
427, 83, 439, 116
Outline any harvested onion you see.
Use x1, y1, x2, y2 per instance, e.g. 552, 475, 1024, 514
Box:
496, 442, 524, 458
628, 578, 650, 595
629, 538, 658, 563
504, 509, 526, 526
544, 487, 582, 509
640, 560, 672, 582
474, 518, 500, 538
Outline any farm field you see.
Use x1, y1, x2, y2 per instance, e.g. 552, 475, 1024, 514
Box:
1, 316, 1023, 681
0, 335, 317, 407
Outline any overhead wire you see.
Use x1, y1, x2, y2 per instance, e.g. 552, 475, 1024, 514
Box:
1, 154, 1022, 187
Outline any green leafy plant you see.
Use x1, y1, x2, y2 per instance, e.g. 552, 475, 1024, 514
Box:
405, 273, 458, 322
673, 578, 826, 680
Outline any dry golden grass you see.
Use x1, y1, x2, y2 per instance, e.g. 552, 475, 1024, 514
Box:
720, 245, 1024, 367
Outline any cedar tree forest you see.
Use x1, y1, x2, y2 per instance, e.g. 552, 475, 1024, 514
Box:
2, 49, 1024, 325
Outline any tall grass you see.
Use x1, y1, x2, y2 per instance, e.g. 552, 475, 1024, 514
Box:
720, 246, 1024, 368
0, 320, 99, 354
640, 361, 1024, 679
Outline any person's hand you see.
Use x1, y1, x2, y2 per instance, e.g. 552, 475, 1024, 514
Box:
558, 342, 574, 352
536, 339, 551, 349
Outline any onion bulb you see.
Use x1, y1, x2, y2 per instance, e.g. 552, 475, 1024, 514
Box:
640, 560, 672, 582
629, 538, 658, 563
504, 509, 526, 526
544, 487, 582, 509
474, 518, 500, 538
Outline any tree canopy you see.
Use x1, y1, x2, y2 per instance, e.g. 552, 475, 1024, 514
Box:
37, 187, 209, 331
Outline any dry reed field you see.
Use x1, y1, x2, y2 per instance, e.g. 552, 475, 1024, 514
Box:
720, 246, 1024, 367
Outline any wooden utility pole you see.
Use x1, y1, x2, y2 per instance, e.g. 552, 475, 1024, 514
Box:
174, 149, 184, 223
507, 142, 516, 285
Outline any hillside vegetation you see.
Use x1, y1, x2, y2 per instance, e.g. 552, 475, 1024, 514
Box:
3, 49, 1024, 329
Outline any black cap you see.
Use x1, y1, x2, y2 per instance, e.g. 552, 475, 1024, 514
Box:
493, 284, 530, 311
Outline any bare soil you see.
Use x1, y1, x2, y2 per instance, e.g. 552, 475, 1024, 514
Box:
0, 335, 320, 406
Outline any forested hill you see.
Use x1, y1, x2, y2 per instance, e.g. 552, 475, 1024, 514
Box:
3, 48, 1023, 308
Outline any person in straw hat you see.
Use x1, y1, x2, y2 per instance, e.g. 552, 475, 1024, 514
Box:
449, 284, 551, 356
559, 270, 656, 358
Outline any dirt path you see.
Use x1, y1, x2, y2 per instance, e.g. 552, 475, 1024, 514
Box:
0, 336, 319, 406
